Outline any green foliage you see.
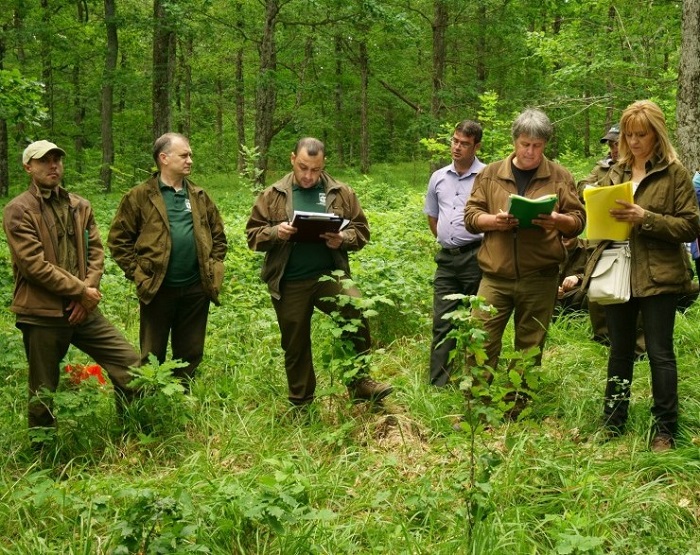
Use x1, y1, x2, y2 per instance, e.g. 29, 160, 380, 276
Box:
111, 488, 207, 554
0, 69, 47, 139
419, 122, 455, 164
477, 91, 516, 163
316, 270, 394, 389
3, 171, 700, 553
126, 355, 194, 436
239, 144, 264, 195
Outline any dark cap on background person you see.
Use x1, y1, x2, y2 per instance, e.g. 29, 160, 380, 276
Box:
600, 125, 620, 144
22, 140, 66, 165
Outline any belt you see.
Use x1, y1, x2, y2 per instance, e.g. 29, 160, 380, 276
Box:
442, 242, 481, 255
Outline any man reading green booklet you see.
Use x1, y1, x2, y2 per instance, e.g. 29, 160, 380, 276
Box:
506, 193, 558, 229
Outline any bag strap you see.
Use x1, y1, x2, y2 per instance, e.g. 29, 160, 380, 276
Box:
578, 239, 613, 294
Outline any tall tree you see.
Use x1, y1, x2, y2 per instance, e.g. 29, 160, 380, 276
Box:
71, 0, 88, 174
253, 0, 281, 184
676, 0, 700, 172
0, 32, 8, 197
430, 0, 447, 122
100, 0, 118, 192
234, 0, 246, 171
153, 0, 176, 139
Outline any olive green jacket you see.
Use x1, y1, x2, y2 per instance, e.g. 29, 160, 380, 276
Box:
583, 158, 700, 297
108, 175, 228, 305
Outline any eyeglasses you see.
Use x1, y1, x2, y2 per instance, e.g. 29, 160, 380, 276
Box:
450, 137, 474, 149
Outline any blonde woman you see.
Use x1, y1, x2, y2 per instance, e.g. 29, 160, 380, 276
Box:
598, 100, 700, 451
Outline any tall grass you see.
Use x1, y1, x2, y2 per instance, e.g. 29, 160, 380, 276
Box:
1, 165, 699, 554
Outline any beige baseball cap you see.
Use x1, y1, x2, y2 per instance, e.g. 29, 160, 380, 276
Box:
22, 140, 66, 165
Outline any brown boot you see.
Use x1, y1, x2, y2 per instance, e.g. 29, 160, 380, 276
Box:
348, 377, 393, 403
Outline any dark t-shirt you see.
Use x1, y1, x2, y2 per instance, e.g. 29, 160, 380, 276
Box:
511, 161, 538, 196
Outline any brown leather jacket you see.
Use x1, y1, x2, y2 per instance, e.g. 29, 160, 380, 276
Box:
3, 184, 103, 318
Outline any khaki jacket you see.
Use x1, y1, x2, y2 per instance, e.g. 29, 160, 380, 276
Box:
245, 172, 369, 299
3, 184, 103, 317
108, 175, 228, 305
464, 153, 586, 279
586, 158, 700, 297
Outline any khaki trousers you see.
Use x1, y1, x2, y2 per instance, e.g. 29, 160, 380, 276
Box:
474, 272, 560, 373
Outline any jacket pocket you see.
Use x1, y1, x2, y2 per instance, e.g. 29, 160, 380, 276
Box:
208, 258, 224, 292
647, 242, 689, 285
134, 258, 154, 295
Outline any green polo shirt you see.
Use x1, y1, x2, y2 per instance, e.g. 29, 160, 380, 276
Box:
160, 180, 200, 287
283, 182, 335, 281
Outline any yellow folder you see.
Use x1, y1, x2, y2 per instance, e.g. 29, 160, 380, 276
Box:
583, 182, 634, 241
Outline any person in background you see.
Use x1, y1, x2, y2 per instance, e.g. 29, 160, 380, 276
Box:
593, 100, 700, 452
577, 125, 620, 193
464, 108, 585, 419
245, 137, 392, 409
108, 133, 228, 389
689, 171, 700, 279
424, 120, 485, 386
577, 125, 623, 345
3, 140, 139, 439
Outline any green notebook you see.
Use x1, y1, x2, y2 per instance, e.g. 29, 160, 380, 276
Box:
506, 193, 558, 229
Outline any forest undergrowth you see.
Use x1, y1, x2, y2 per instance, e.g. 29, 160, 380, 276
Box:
1, 162, 699, 554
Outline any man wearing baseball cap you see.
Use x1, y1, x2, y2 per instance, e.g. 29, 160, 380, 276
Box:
576, 125, 620, 193
3, 140, 139, 446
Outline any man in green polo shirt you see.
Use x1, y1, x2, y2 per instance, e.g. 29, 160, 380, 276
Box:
108, 133, 228, 388
246, 137, 392, 408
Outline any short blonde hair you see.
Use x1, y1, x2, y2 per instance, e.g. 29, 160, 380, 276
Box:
618, 100, 678, 166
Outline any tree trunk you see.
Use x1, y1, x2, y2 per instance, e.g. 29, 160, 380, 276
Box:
153, 0, 175, 140
475, 2, 487, 87
215, 77, 224, 171
359, 39, 369, 174
334, 35, 344, 165
431, 0, 447, 122
72, 0, 88, 174
0, 32, 8, 197
253, 0, 280, 186
177, 36, 193, 136
40, 0, 54, 133
676, 0, 700, 172
100, 0, 118, 192
235, 0, 245, 171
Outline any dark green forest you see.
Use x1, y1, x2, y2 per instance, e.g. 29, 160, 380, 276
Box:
1, 0, 699, 195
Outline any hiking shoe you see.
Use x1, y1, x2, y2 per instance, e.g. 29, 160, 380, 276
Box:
503, 392, 530, 421
348, 378, 393, 403
650, 433, 674, 453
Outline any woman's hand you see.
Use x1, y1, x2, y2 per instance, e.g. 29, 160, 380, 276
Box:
609, 200, 645, 224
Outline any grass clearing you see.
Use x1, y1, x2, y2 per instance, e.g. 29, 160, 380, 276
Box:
1, 167, 700, 553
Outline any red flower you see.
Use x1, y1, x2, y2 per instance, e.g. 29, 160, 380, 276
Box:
65, 363, 107, 385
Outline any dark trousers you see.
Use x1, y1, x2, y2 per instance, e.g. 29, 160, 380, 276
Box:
430, 247, 482, 386
139, 282, 210, 384
271, 275, 371, 405
19, 310, 139, 428
604, 294, 679, 436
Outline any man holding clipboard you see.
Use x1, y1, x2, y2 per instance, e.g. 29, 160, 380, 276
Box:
246, 137, 392, 410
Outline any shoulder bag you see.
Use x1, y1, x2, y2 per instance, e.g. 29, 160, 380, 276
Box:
587, 242, 631, 305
